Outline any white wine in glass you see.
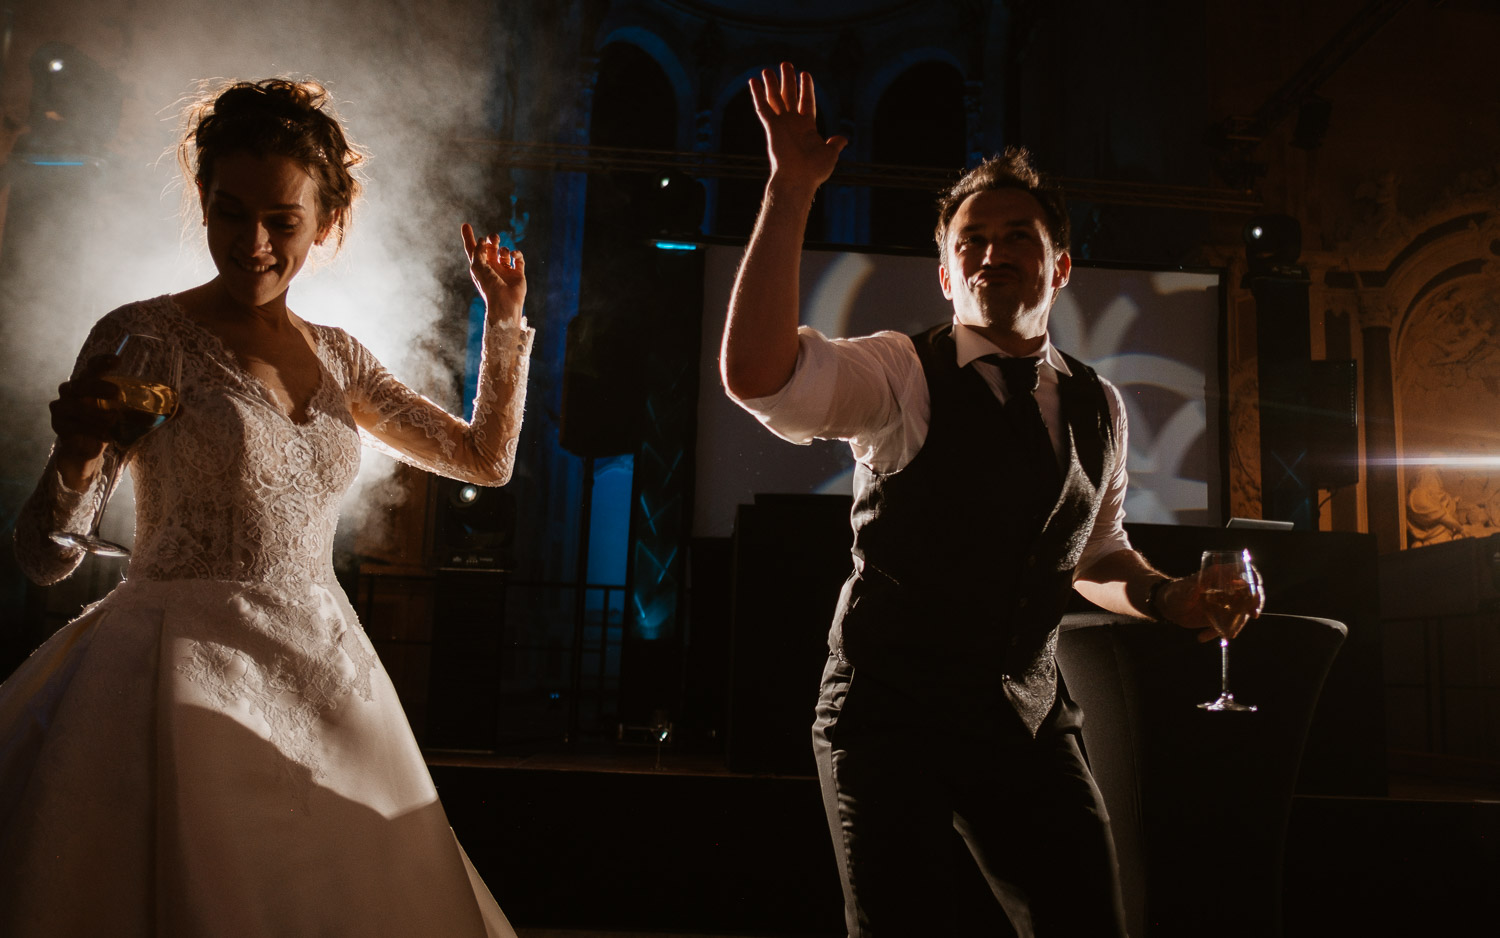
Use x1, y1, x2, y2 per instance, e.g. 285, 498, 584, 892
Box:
51, 333, 181, 557
1196, 548, 1263, 712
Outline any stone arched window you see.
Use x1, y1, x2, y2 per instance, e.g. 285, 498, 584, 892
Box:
712, 82, 829, 241
870, 60, 966, 249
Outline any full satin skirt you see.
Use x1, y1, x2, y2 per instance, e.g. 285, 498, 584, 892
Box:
0, 577, 514, 938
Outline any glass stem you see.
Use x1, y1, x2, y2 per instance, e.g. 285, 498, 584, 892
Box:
1219, 637, 1231, 696
84, 447, 124, 539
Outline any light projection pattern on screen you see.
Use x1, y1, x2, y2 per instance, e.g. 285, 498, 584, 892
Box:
695, 247, 1222, 537
1049, 271, 1214, 525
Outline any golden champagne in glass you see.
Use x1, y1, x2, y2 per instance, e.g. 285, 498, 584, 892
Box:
51, 334, 181, 557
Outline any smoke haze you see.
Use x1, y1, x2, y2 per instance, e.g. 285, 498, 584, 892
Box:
1, 0, 513, 545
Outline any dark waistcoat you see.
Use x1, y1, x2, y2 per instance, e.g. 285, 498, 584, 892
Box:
828, 323, 1119, 737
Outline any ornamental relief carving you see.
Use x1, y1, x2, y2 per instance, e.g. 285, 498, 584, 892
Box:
1306, 170, 1500, 547
1397, 280, 1500, 547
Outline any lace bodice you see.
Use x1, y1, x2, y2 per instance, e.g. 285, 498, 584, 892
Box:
3, 307, 523, 938
16, 295, 534, 589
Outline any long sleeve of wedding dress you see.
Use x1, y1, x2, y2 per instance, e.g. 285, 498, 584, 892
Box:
13, 305, 535, 587
343, 316, 534, 486
12, 314, 129, 586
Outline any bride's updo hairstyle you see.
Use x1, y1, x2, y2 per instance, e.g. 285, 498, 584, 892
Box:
178, 78, 365, 249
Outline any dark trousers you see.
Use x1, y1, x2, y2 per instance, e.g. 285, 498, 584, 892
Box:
812, 654, 1128, 938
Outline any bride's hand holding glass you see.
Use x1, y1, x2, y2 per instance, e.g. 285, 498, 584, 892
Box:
49, 333, 181, 557
49, 352, 127, 489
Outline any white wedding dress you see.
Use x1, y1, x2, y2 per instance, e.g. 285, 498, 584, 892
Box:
0, 295, 532, 937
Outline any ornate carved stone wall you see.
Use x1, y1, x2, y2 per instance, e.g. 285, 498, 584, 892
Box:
1311, 175, 1500, 552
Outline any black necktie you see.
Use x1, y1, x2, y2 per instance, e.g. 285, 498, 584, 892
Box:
995, 356, 1041, 403
987, 355, 1061, 479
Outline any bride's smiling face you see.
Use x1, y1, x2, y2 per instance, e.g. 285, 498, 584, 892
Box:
200, 151, 333, 309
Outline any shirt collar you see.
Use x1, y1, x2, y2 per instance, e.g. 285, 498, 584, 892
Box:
951, 321, 1072, 376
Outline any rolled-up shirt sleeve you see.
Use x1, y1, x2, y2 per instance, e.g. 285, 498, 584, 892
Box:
1076, 378, 1134, 572
728, 326, 926, 473
728, 326, 842, 445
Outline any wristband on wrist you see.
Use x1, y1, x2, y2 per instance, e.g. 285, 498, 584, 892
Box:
1145, 577, 1174, 623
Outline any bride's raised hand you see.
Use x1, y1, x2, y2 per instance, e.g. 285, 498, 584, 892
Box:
750, 62, 847, 196
461, 223, 526, 327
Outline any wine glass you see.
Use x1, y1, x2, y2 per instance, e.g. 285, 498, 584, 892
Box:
1196, 548, 1264, 712
649, 709, 672, 771
51, 333, 181, 557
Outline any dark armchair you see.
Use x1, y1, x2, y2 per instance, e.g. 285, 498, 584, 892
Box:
1057, 612, 1347, 938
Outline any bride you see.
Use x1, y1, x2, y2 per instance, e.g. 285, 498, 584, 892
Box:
0, 78, 527, 937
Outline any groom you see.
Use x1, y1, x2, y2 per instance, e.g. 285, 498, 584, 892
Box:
719, 64, 1258, 936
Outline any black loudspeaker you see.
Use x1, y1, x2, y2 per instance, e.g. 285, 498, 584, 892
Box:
1243, 215, 1303, 277
559, 314, 645, 458
429, 478, 516, 570
726, 494, 853, 775
1252, 271, 1315, 528
1308, 359, 1359, 490
680, 537, 733, 746
425, 569, 507, 750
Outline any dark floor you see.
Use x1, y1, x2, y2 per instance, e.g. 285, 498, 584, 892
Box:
516, 932, 781, 937
432, 744, 1500, 938
431, 745, 846, 937
515, 932, 769, 937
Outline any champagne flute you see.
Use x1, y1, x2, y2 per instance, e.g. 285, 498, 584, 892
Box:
51, 333, 181, 557
1196, 548, 1263, 712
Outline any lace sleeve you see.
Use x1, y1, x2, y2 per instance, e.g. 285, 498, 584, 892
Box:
13, 314, 130, 585
339, 318, 534, 485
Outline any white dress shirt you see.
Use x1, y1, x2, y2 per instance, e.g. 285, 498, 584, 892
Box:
730, 321, 1133, 575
